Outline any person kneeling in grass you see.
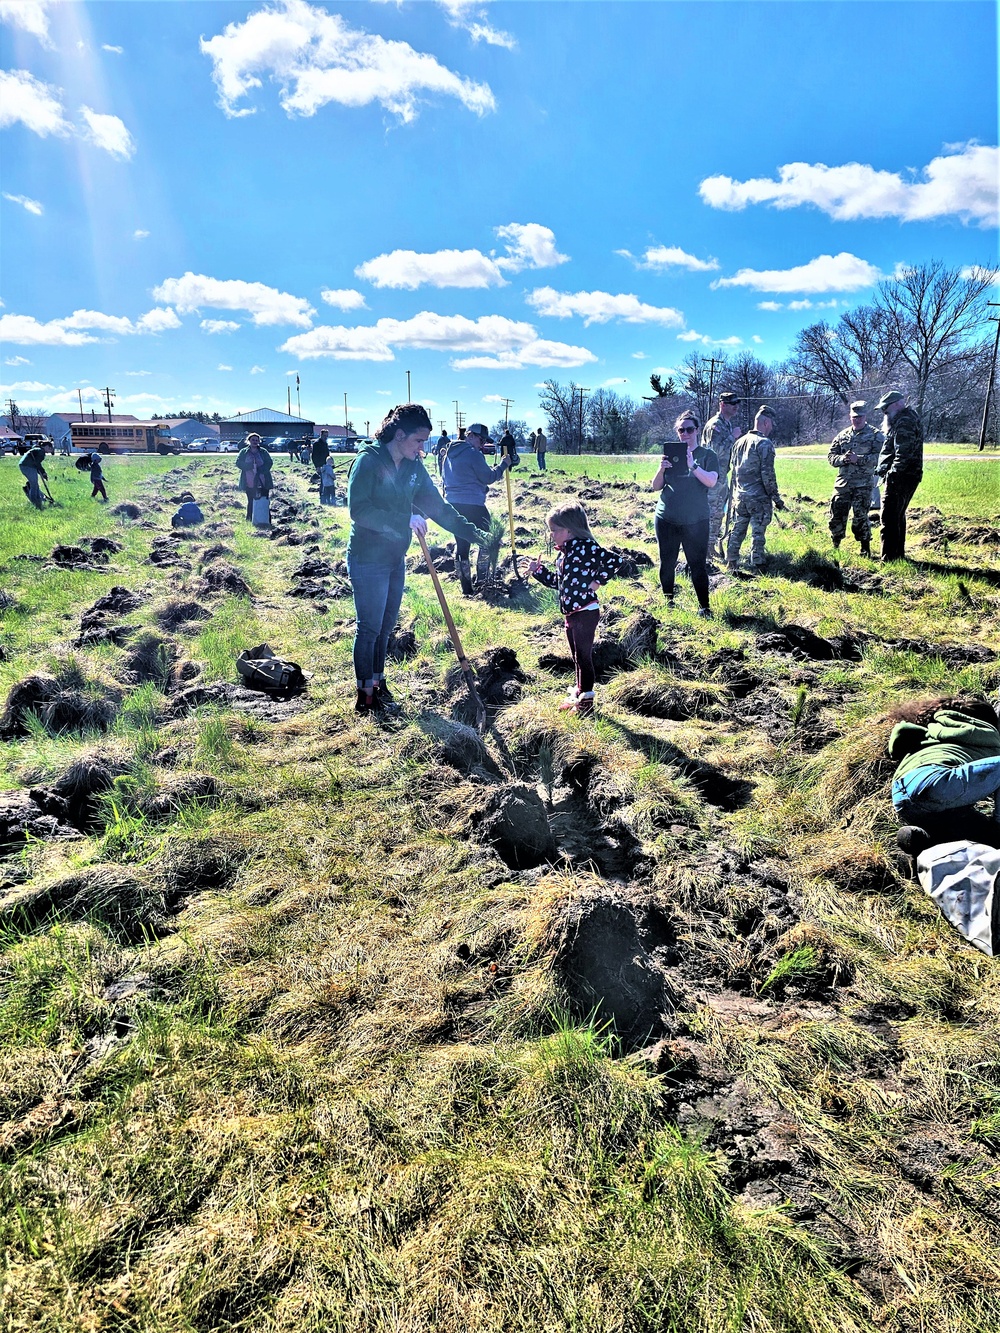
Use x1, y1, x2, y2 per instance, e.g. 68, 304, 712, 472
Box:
888, 694, 1000, 856
528, 504, 626, 717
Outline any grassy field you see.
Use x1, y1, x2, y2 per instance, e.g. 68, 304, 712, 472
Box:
1, 448, 999, 1333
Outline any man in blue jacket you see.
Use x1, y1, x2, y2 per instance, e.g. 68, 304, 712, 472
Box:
441, 423, 512, 593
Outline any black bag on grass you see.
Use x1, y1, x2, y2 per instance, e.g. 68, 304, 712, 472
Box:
236, 643, 307, 693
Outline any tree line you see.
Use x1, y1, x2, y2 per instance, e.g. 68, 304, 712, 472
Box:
538, 261, 999, 452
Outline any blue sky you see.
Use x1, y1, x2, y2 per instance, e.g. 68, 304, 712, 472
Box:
1, 0, 997, 432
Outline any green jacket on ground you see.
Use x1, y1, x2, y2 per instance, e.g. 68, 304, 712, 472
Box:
889, 709, 1000, 782
347, 440, 487, 564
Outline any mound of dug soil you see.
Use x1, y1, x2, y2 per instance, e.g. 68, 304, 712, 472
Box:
111, 502, 141, 520
539, 610, 661, 682
195, 561, 253, 599
29, 751, 132, 832
154, 832, 254, 908
154, 599, 211, 630
0, 865, 167, 942
547, 887, 680, 1049
118, 630, 179, 689
468, 783, 555, 869
0, 674, 121, 739
79, 586, 146, 629
606, 670, 726, 721
755, 624, 862, 662
0, 791, 79, 852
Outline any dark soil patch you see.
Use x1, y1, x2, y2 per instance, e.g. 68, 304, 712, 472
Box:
195, 561, 253, 599
547, 888, 680, 1050
879, 637, 998, 669
198, 543, 234, 563
74, 624, 134, 649
79, 586, 146, 631
118, 630, 179, 690
154, 599, 211, 631
88, 537, 123, 557
703, 648, 762, 698
469, 783, 555, 869
756, 624, 844, 661
50, 545, 93, 567
292, 556, 333, 580
0, 791, 80, 852
608, 676, 726, 721
110, 502, 141, 520
29, 752, 132, 832
0, 675, 119, 739
608, 545, 655, 578
387, 625, 419, 661
288, 579, 329, 600
448, 646, 528, 724
417, 715, 500, 779
539, 611, 661, 682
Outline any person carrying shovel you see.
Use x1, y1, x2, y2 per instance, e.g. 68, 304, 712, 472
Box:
440, 423, 513, 594
347, 403, 489, 716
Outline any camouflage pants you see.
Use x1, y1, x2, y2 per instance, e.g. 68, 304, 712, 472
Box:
707, 475, 730, 555
726, 495, 772, 567
829, 486, 872, 546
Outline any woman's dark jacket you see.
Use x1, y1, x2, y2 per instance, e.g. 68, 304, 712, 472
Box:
347, 440, 487, 564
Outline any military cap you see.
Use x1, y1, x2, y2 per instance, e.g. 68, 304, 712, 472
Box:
755, 404, 776, 420
719, 391, 739, 405
849, 400, 867, 412
876, 391, 904, 410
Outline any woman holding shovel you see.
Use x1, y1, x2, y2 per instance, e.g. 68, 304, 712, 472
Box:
347, 403, 489, 716
440, 423, 512, 594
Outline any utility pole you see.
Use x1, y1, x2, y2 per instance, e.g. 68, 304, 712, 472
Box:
102, 387, 115, 423
287, 385, 292, 415
77, 388, 84, 421
365, 420, 370, 436
500, 397, 514, 427
979, 304, 1000, 452
344, 391, 349, 439
577, 387, 590, 454
704, 356, 724, 404
438, 418, 447, 434
406, 370, 411, 401
296, 374, 301, 418
5, 398, 21, 432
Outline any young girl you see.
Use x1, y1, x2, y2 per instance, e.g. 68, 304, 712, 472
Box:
528, 504, 625, 716
319, 457, 336, 505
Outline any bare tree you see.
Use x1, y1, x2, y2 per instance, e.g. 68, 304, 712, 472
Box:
492, 417, 528, 448
18, 407, 49, 434
874, 260, 998, 416
538, 380, 583, 453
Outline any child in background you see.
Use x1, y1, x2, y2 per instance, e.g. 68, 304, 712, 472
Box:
528, 503, 625, 716
89, 452, 108, 502
319, 458, 336, 505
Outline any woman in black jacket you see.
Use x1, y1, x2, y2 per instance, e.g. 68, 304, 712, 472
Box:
649, 412, 718, 617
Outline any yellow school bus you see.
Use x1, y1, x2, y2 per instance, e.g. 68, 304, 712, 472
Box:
70, 421, 178, 455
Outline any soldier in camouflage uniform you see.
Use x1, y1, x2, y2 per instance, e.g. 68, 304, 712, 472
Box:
725, 405, 786, 571
876, 390, 924, 562
702, 391, 740, 560
828, 400, 882, 557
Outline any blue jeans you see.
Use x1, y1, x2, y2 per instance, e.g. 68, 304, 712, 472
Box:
892, 758, 1000, 824
348, 557, 406, 689
536, 452, 546, 470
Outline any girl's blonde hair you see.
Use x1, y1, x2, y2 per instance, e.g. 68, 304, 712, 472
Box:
547, 503, 593, 542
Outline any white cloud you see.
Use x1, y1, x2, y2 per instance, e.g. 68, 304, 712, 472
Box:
699, 143, 999, 228
356, 223, 567, 290
2, 191, 43, 215
136, 307, 181, 332
787, 298, 839, 311
0, 314, 99, 346
0, 1, 54, 47
134, 229, 149, 239
617, 244, 719, 273
251, 365, 266, 374
320, 287, 367, 310
0, 379, 59, 393
79, 106, 136, 159
631, 352, 647, 359
201, 318, 241, 334
217, 364, 233, 371
481, 393, 506, 404
752, 335, 763, 344
152, 272, 315, 327
756, 301, 783, 311
961, 265, 1000, 285
527, 287, 683, 327
676, 329, 742, 347
102, 44, 124, 54
601, 377, 629, 387
125, 370, 151, 376
281, 310, 596, 369
437, 0, 516, 49
0, 68, 71, 137
713, 252, 881, 294
357, 248, 502, 290
200, 0, 495, 123
494, 223, 568, 274
5, 355, 31, 366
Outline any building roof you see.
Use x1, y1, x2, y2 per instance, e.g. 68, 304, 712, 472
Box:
49, 412, 140, 424
221, 407, 315, 424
